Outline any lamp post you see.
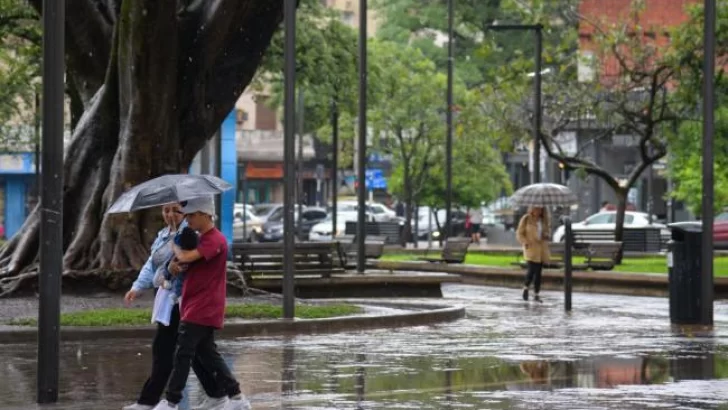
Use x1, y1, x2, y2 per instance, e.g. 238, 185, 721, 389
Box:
282, 0, 297, 319
37, 0, 64, 403
356, 0, 368, 273
701, 0, 715, 325
486, 24, 543, 184
445, 0, 454, 239
331, 99, 339, 237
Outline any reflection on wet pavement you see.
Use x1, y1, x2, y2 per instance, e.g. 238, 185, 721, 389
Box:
3, 284, 728, 409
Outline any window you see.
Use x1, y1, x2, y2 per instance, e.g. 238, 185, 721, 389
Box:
624, 214, 635, 224
341, 11, 354, 25
304, 210, 327, 220
370, 205, 385, 214
268, 208, 283, 221
585, 213, 613, 225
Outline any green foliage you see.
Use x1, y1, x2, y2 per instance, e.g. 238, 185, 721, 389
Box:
257, 0, 361, 133
666, 0, 728, 214
668, 108, 728, 216
8, 303, 363, 326
0, 0, 41, 151
372, 0, 579, 88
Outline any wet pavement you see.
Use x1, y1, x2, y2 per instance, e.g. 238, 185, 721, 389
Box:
3, 284, 728, 409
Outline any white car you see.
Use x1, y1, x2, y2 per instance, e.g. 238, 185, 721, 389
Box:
232, 210, 264, 242
309, 211, 368, 241
552, 211, 668, 242
368, 202, 396, 222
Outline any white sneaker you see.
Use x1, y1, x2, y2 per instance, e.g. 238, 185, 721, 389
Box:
192, 396, 228, 410
152, 400, 178, 410
224, 396, 251, 410
122, 403, 154, 410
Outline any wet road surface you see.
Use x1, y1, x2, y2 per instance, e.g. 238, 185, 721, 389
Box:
2, 284, 728, 409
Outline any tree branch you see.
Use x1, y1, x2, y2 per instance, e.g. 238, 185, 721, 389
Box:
177, 0, 284, 162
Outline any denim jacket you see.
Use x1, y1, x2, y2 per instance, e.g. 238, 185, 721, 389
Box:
131, 221, 188, 291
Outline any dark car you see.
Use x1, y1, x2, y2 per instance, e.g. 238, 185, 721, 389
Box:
258, 207, 329, 242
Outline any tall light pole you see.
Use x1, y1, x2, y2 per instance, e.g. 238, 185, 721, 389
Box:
486, 24, 543, 184
331, 99, 339, 237
282, 0, 297, 319
37, 0, 64, 403
701, 0, 715, 325
445, 0, 454, 239
356, 0, 368, 273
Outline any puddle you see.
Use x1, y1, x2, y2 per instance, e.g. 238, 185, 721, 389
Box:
2, 284, 728, 409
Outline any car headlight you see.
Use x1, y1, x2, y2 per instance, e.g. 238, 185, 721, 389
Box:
253, 226, 262, 233
432, 231, 440, 238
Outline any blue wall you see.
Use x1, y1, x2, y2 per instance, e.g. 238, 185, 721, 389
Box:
220, 111, 237, 244
4, 176, 27, 238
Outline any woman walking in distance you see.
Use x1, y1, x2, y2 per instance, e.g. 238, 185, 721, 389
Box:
516, 206, 550, 302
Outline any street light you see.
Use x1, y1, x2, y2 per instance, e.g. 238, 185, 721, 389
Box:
486, 23, 543, 184
282, 0, 297, 319
37, 0, 65, 403
356, 0, 368, 273
701, 0, 715, 325
445, 0, 454, 239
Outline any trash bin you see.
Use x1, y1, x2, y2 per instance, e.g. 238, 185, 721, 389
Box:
667, 222, 703, 324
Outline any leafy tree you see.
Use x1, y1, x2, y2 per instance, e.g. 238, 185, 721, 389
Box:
666, 0, 728, 215
372, 0, 580, 87
331, 41, 509, 241
0, 0, 40, 151
482, 2, 689, 261
257, 0, 361, 133
0, 1, 285, 295
669, 108, 728, 216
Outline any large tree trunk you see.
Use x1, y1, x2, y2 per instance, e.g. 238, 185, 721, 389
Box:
0, 0, 284, 296
613, 188, 629, 264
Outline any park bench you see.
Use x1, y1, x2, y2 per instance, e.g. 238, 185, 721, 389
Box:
417, 237, 471, 264
513, 242, 589, 270
336, 234, 387, 267
583, 241, 623, 271
572, 228, 663, 253
231, 241, 345, 282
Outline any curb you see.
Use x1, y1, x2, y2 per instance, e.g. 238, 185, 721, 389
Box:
0, 300, 465, 344
373, 260, 728, 298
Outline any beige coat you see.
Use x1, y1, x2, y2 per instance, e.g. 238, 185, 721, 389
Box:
516, 213, 550, 263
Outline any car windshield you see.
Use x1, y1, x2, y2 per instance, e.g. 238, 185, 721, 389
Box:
716, 213, 728, 221
253, 204, 276, 216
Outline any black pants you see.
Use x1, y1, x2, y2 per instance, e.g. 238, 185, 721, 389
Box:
166, 321, 241, 405
138, 304, 223, 405
524, 262, 543, 294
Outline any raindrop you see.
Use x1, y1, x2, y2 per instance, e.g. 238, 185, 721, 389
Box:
142, 8, 148, 16
88, 51, 93, 58
188, 57, 193, 62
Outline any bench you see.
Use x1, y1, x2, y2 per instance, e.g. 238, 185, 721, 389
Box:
513, 242, 589, 270
337, 235, 387, 267
418, 237, 471, 264
583, 241, 622, 271
231, 241, 345, 282
572, 228, 663, 253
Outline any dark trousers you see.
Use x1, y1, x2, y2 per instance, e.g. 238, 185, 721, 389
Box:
524, 262, 543, 294
166, 321, 241, 405
138, 305, 223, 405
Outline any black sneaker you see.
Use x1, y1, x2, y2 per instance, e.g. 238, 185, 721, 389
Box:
522, 287, 529, 301
534, 294, 542, 303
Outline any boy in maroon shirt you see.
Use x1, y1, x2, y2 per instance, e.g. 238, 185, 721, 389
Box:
154, 196, 248, 410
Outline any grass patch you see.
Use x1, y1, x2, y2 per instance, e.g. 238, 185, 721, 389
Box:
381, 253, 728, 276
9, 303, 362, 327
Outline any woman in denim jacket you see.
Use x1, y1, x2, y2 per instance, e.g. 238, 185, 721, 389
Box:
121, 204, 223, 410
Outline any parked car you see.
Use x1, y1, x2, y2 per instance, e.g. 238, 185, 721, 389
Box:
258, 207, 329, 242
552, 211, 668, 242
251, 203, 283, 223
412, 207, 469, 241
368, 202, 397, 222
232, 210, 264, 242
713, 212, 728, 249
309, 211, 370, 242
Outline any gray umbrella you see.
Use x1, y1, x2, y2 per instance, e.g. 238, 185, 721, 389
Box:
106, 174, 232, 214
509, 183, 577, 208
